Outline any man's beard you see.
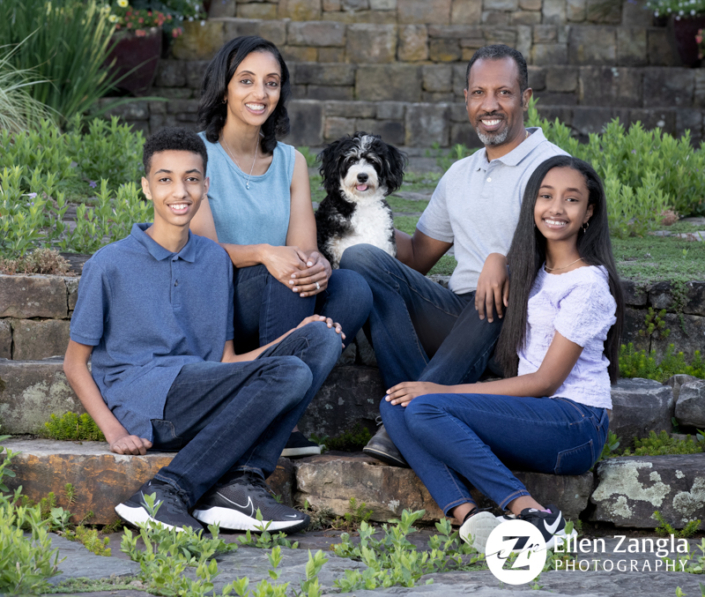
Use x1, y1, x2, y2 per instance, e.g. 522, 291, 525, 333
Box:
475, 126, 510, 146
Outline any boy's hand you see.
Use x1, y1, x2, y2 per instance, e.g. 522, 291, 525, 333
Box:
475, 253, 509, 323
385, 381, 446, 407
296, 314, 346, 346
110, 434, 153, 455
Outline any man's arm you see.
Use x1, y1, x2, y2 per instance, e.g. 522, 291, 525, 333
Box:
63, 340, 152, 455
395, 228, 453, 275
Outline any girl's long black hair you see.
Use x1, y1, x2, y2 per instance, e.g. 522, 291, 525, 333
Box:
198, 36, 291, 154
494, 155, 624, 383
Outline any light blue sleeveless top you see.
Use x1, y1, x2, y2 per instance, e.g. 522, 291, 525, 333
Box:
199, 132, 294, 246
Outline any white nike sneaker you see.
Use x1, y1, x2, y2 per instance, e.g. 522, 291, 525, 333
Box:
459, 510, 501, 554
518, 504, 577, 550
192, 472, 309, 533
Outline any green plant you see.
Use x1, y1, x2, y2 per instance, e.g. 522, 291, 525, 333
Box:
595, 430, 621, 465
332, 510, 484, 592
619, 343, 705, 383
0, 0, 129, 126
639, 308, 671, 340
105, 0, 205, 38
329, 497, 374, 532
298, 146, 319, 168
65, 525, 112, 556
646, 0, 705, 18
324, 424, 374, 452
663, 539, 705, 575
43, 412, 106, 442
430, 143, 477, 172
654, 510, 702, 539
236, 508, 298, 550
0, 38, 53, 133
0, 249, 73, 275
622, 430, 704, 457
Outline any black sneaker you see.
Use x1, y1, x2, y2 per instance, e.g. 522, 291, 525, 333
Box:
518, 504, 577, 550
115, 479, 202, 532
281, 431, 321, 458
362, 424, 409, 468
192, 472, 310, 533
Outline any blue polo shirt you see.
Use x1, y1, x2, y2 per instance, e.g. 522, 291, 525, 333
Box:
70, 223, 234, 441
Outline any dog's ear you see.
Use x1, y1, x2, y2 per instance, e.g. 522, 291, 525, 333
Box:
383, 144, 408, 195
319, 137, 350, 195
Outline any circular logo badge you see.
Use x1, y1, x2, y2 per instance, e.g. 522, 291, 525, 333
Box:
485, 519, 547, 585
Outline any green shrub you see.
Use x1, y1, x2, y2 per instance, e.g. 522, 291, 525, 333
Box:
43, 413, 106, 442
619, 343, 705, 383
314, 423, 373, 452
622, 430, 704, 457
0, 0, 124, 125
654, 510, 701, 539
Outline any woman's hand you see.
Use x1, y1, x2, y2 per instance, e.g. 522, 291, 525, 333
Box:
261, 245, 307, 286
289, 251, 331, 297
296, 314, 346, 347
385, 381, 447, 407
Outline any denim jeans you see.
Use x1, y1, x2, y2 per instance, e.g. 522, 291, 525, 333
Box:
151, 321, 342, 507
383, 393, 609, 514
339, 244, 503, 389
232, 264, 372, 353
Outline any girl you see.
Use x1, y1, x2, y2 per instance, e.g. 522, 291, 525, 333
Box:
380, 155, 624, 552
190, 36, 372, 457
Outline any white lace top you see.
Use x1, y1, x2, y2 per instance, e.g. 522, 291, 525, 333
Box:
517, 265, 617, 409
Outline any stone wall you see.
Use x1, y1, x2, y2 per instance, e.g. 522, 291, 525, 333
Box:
102, 0, 705, 146
1, 274, 703, 361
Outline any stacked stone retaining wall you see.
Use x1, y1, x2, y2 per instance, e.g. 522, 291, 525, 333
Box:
102, 0, 705, 146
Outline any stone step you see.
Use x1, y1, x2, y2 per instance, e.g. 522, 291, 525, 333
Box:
0, 359, 384, 438
4, 439, 702, 531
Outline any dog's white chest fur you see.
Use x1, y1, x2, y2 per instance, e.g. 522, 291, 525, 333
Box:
326, 189, 395, 268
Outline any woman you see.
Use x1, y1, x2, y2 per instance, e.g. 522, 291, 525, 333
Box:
380, 156, 623, 553
191, 36, 372, 456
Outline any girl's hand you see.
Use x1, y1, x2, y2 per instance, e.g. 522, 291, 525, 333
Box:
385, 381, 446, 407
262, 245, 307, 286
109, 433, 153, 455
289, 251, 331, 297
296, 314, 346, 346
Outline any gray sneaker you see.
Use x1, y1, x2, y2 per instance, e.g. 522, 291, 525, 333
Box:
362, 424, 409, 468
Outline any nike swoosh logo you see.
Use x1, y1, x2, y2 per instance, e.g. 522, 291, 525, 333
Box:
285, 514, 299, 518
544, 513, 562, 535
217, 493, 254, 517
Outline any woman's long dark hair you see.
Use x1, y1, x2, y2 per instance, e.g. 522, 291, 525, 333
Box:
198, 36, 291, 154
494, 156, 624, 383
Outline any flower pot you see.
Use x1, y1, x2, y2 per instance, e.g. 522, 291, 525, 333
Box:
672, 15, 705, 67
106, 27, 162, 96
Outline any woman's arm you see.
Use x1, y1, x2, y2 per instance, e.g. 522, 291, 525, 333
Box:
190, 193, 307, 282
63, 340, 153, 454
386, 331, 584, 406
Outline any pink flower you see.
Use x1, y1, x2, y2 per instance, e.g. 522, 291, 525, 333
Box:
697, 35, 703, 44
172, 27, 182, 38
126, 22, 131, 28
138, 17, 143, 23
135, 28, 146, 36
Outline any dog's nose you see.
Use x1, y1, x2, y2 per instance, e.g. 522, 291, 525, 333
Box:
357, 173, 368, 183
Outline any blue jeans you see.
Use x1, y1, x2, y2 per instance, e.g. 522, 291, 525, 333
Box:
233, 264, 372, 353
151, 322, 342, 507
383, 393, 609, 514
339, 244, 503, 389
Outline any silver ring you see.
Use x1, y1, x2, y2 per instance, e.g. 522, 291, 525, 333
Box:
315, 282, 320, 290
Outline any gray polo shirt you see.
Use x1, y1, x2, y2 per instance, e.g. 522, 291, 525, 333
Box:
70, 223, 234, 441
417, 127, 567, 294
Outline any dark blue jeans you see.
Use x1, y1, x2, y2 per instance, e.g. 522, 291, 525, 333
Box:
233, 264, 372, 353
151, 322, 342, 507
384, 393, 609, 514
339, 244, 503, 389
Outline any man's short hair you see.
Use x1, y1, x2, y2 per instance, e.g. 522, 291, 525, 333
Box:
465, 44, 529, 95
143, 127, 208, 176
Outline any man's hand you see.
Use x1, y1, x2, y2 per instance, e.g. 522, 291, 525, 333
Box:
475, 253, 509, 323
109, 434, 153, 455
289, 251, 331, 297
384, 381, 446, 407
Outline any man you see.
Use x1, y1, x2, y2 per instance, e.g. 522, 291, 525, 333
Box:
340, 45, 567, 466
64, 127, 343, 532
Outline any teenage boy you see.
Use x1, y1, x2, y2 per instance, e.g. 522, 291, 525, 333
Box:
64, 127, 343, 533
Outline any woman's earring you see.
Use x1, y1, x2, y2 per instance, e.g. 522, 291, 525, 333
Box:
582, 221, 590, 232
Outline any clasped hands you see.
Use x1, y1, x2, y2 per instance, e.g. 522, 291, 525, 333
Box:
263, 246, 331, 297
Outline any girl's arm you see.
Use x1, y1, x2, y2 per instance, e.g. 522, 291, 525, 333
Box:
63, 340, 153, 454
189, 192, 308, 285
386, 331, 584, 406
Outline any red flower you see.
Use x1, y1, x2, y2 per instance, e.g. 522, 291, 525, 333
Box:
138, 17, 143, 23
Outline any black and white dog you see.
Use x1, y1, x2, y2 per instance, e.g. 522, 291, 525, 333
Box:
315, 132, 407, 268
